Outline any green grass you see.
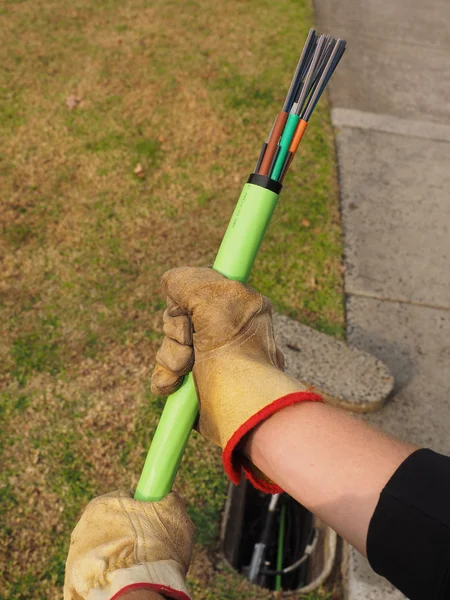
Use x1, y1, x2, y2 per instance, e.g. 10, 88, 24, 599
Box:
0, 0, 344, 597
11, 316, 62, 385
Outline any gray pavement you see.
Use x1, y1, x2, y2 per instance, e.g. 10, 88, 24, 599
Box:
314, 0, 450, 597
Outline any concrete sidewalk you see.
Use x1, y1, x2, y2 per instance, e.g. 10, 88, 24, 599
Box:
314, 1, 450, 598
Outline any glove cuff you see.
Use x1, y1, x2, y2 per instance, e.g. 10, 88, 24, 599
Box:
222, 391, 323, 494
111, 584, 190, 600
87, 561, 191, 600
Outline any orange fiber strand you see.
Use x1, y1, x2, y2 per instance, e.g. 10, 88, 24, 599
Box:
289, 119, 308, 155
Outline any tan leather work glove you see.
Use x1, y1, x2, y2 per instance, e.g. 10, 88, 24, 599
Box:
64, 490, 194, 600
151, 267, 322, 494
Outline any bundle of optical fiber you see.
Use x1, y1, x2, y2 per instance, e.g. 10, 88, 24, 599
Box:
135, 29, 346, 503
256, 29, 346, 182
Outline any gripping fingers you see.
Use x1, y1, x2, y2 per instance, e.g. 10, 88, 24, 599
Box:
151, 337, 194, 395
163, 305, 193, 346
151, 300, 194, 396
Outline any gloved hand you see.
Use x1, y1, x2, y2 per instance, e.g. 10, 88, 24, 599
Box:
151, 267, 322, 493
64, 490, 194, 600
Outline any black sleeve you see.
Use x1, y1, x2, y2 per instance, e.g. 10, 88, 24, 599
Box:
367, 448, 450, 600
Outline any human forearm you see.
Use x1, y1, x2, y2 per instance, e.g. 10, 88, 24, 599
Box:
244, 401, 416, 555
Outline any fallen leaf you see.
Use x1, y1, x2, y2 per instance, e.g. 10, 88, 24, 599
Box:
301, 218, 311, 227
286, 343, 301, 352
134, 163, 145, 178
66, 95, 80, 110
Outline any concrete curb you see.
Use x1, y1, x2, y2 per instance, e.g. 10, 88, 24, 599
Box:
273, 313, 394, 413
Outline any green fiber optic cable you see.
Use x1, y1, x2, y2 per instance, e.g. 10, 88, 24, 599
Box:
135, 175, 281, 501
276, 500, 286, 591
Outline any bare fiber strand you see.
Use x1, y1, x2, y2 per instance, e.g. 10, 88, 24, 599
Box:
294, 35, 328, 117
293, 37, 336, 117
282, 28, 317, 113
303, 40, 346, 121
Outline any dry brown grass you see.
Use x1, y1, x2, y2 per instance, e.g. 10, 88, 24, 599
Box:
0, 0, 343, 597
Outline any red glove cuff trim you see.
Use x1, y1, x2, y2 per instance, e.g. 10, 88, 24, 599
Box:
111, 583, 190, 600
222, 391, 323, 494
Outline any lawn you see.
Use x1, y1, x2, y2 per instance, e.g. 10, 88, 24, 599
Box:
0, 0, 344, 598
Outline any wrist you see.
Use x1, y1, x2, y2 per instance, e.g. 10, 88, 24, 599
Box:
243, 398, 323, 466
225, 391, 322, 493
